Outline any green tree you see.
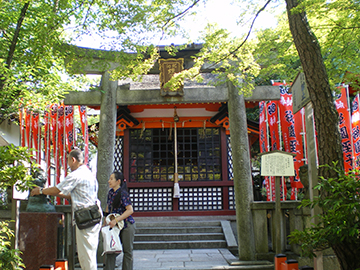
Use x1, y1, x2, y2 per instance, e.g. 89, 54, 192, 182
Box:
252, 0, 360, 269
0, 144, 36, 269
0, 0, 199, 123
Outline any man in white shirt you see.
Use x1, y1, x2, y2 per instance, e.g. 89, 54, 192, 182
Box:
31, 148, 101, 270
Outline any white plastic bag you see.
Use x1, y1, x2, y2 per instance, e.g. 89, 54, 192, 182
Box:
105, 213, 124, 230
101, 225, 122, 256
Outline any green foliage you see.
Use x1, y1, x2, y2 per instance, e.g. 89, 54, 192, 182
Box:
253, 0, 360, 87
253, 13, 301, 85
0, 144, 37, 192
0, 0, 199, 122
0, 221, 24, 270
246, 106, 260, 122
163, 24, 261, 95
289, 162, 360, 258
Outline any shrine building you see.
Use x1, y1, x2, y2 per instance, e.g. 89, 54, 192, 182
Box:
64, 43, 280, 217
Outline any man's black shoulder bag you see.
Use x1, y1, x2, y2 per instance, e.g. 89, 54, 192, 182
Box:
74, 204, 102, 230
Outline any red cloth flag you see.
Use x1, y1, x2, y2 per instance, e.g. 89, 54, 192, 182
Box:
267, 101, 280, 151
267, 101, 280, 201
50, 104, 58, 192
31, 112, 41, 163
58, 104, 65, 165
56, 104, 65, 205
352, 95, 360, 170
44, 106, 51, 185
259, 101, 272, 201
50, 104, 58, 158
19, 108, 25, 147
335, 87, 353, 171
25, 109, 32, 148
79, 106, 89, 165
65, 105, 75, 153
279, 89, 304, 200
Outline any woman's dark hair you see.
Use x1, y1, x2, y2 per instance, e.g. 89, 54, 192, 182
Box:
112, 171, 128, 209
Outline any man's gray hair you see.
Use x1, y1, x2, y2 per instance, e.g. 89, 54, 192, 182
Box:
69, 148, 84, 163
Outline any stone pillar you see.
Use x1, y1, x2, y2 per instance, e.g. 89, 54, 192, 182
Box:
96, 72, 118, 210
227, 82, 256, 261
304, 103, 322, 270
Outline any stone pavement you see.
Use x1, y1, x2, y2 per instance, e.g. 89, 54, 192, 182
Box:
86, 248, 274, 270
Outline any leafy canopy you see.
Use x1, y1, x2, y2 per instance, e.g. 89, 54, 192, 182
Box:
253, 0, 360, 87
0, 0, 200, 122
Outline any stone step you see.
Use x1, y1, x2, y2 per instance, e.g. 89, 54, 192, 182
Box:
135, 232, 225, 241
134, 219, 230, 250
136, 226, 223, 234
134, 239, 227, 250
135, 220, 222, 228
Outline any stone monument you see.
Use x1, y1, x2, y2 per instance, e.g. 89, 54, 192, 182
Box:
26, 168, 56, 212
19, 168, 63, 270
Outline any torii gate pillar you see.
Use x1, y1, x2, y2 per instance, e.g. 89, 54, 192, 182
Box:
96, 72, 118, 206
227, 82, 256, 261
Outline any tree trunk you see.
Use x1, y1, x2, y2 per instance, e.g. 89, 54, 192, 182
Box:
285, 0, 343, 180
284, 1, 359, 269
332, 242, 360, 270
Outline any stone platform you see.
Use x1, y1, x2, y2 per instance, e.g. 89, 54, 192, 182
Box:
18, 212, 64, 270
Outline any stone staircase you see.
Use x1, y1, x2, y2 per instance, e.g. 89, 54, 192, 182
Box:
134, 218, 231, 250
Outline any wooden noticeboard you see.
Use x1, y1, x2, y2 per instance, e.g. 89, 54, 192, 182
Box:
259, 150, 296, 254
260, 151, 295, 177
290, 72, 311, 114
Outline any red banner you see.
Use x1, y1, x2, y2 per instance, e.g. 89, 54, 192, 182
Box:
352, 95, 360, 170
259, 101, 269, 153
50, 104, 58, 158
335, 87, 353, 171
31, 112, 41, 163
267, 101, 280, 151
56, 104, 65, 205
279, 90, 304, 199
79, 106, 89, 165
267, 101, 280, 201
44, 106, 51, 186
58, 104, 65, 166
279, 93, 293, 153
259, 101, 272, 201
65, 105, 75, 153
25, 109, 31, 148
19, 108, 25, 147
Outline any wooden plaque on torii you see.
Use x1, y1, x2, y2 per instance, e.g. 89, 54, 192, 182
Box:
159, 58, 184, 96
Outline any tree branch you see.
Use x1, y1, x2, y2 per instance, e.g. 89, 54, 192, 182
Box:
6, 2, 30, 68
186, 0, 273, 80
162, 0, 202, 29
214, 0, 273, 66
